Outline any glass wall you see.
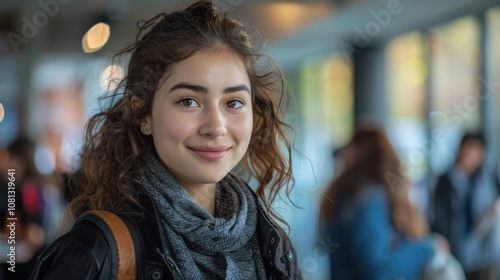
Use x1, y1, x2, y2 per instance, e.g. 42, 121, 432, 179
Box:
299, 54, 354, 150
290, 53, 353, 279
429, 16, 481, 175
386, 32, 429, 211
386, 32, 428, 182
487, 6, 500, 159
294, 53, 354, 193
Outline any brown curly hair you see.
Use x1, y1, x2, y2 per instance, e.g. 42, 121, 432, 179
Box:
63, 0, 294, 230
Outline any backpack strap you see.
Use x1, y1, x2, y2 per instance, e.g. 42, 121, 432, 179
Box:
83, 210, 136, 280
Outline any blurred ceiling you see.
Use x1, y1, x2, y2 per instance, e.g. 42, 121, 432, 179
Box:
0, 0, 341, 54
0, 0, 499, 68
271, 0, 500, 69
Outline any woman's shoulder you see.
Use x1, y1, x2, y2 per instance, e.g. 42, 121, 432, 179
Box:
332, 185, 388, 225
30, 220, 113, 279
57, 220, 113, 260
355, 184, 388, 204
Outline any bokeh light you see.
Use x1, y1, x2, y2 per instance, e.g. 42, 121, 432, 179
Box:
82, 22, 110, 53
0, 103, 4, 124
100, 64, 125, 92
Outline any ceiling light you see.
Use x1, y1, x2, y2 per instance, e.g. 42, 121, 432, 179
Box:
82, 22, 110, 53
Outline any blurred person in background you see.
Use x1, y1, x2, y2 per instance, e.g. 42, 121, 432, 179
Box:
30, 1, 301, 279
433, 133, 500, 280
319, 126, 447, 280
331, 143, 357, 179
0, 137, 60, 280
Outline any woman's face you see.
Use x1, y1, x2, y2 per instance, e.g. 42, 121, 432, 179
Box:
144, 49, 253, 189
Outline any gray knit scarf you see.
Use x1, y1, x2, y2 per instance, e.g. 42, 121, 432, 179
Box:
140, 156, 267, 280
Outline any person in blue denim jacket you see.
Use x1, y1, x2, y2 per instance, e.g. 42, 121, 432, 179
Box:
320, 127, 443, 280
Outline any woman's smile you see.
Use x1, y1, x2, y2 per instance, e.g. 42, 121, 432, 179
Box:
188, 145, 231, 161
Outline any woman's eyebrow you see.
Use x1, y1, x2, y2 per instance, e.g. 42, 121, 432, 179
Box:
169, 83, 207, 93
224, 85, 250, 95
169, 83, 250, 95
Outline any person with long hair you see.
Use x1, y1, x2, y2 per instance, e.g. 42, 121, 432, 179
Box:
319, 127, 440, 280
30, 1, 301, 279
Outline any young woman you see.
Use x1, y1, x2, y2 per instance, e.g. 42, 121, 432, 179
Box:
319, 127, 442, 280
30, 1, 301, 279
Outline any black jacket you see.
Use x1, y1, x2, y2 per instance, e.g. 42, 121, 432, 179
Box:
30, 190, 302, 279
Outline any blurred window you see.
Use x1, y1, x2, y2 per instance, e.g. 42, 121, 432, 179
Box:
386, 32, 428, 182
284, 53, 354, 279
295, 53, 354, 195
487, 6, 500, 159
300, 54, 354, 150
429, 16, 481, 174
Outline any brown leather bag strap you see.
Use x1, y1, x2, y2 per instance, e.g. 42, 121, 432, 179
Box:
86, 210, 136, 280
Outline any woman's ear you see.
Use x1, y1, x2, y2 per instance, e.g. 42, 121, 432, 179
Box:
131, 96, 152, 135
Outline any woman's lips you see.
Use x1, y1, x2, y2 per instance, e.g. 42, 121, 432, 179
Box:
189, 147, 229, 160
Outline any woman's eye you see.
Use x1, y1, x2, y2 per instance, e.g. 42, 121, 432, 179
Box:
177, 98, 199, 107
227, 100, 244, 109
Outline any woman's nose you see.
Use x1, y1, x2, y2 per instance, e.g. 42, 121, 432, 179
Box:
198, 107, 227, 138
